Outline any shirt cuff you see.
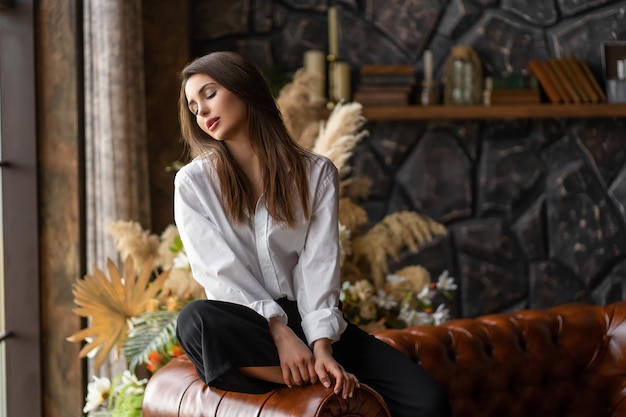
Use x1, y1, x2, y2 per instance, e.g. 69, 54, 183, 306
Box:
249, 299, 288, 325
301, 307, 347, 347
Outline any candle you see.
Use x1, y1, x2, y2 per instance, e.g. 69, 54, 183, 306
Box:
328, 7, 338, 58
424, 49, 433, 82
303, 50, 326, 98
333, 61, 351, 102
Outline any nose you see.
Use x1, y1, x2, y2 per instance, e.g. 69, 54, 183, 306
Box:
196, 101, 210, 117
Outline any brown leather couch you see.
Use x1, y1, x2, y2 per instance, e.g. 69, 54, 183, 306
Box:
142, 301, 626, 417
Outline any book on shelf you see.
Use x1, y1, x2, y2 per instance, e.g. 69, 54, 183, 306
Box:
490, 75, 539, 89
488, 88, 541, 104
526, 59, 563, 103
525, 57, 605, 104
564, 57, 598, 102
547, 59, 582, 103
576, 58, 606, 102
353, 86, 412, 106
359, 73, 416, 86
360, 64, 415, 75
359, 64, 416, 86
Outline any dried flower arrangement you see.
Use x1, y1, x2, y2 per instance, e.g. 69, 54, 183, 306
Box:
67, 222, 199, 416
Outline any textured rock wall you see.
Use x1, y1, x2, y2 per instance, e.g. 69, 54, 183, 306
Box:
189, 0, 626, 317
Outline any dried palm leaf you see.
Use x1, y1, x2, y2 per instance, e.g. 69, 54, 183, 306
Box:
351, 211, 447, 288
313, 102, 368, 178
66, 256, 170, 371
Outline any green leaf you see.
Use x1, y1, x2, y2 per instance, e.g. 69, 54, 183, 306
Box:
169, 236, 184, 253
123, 310, 179, 371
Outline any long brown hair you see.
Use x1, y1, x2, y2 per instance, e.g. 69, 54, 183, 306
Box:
178, 51, 311, 226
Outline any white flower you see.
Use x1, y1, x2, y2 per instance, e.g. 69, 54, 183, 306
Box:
398, 305, 433, 326
339, 280, 351, 301
353, 280, 375, 302
116, 370, 148, 396
435, 270, 457, 291
172, 251, 190, 270
431, 304, 450, 326
374, 288, 398, 310
83, 375, 111, 413
417, 285, 434, 302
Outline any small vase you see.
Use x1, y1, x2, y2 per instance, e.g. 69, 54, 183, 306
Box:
443, 46, 482, 105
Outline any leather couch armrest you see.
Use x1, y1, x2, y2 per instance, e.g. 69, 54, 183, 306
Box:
142, 355, 391, 417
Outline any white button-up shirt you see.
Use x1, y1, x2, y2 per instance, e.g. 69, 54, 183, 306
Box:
174, 152, 347, 346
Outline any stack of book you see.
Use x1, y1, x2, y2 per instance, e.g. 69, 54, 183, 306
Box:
485, 75, 541, 104
353, 64, 416, 106
526, 57, 606, 104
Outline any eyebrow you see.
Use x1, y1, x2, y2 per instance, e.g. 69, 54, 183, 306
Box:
187, 82, 217, 107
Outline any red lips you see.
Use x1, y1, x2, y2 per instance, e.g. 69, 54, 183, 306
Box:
206, 117, 219, 131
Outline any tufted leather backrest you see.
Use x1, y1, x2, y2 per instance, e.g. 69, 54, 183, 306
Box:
373, 301, 626, 417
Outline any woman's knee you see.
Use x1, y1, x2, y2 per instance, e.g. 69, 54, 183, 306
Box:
176, 299, 229, 339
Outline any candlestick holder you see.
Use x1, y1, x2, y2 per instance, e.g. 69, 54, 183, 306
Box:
327, 54, 338, 109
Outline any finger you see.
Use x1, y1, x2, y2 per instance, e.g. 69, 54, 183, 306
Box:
333, 371, 344, 395
338, 373, 350, 399
291, 366, 304, 386
282, 365, 293, 388
316, 365, 331, 388
344, 374, 356, 399
307, 362, 318, 385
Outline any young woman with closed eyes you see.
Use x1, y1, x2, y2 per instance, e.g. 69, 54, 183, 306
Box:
174, 51, 451, 417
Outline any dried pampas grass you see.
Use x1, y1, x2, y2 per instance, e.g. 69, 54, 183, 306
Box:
351, 211, 447, 288
338, 198, 368, 235
340, 176, 372, 201
108, 220, 160, 271
276, 69, 324, 149
313, 102, 368, 178
392, 265, 431, 295
162, 267, 205, 301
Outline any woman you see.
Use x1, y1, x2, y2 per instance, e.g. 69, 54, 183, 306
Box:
174, 51, 451, 417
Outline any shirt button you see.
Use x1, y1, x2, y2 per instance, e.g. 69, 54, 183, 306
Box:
258, 230, 265, 236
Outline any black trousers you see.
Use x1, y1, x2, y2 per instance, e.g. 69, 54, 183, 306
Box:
176, 298, 451, 417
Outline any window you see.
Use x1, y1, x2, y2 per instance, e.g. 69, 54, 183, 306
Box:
0, 0, 41, 416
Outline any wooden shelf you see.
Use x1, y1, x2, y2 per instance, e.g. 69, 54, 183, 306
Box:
360, 103, 626, 120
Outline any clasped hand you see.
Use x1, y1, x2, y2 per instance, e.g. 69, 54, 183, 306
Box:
270, 320, 359, 399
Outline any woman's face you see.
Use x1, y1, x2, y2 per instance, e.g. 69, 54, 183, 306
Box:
184, 73, 248, 142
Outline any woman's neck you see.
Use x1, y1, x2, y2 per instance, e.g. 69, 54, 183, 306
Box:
226, 140, 263, 200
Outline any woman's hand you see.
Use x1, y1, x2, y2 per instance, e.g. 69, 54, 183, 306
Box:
313, 338, 360, 399
268, 318, 317, 387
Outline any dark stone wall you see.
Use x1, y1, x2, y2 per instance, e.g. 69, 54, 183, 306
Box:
189, 0, 626, 317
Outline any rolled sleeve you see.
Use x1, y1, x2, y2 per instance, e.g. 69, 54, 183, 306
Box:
293, 159, 347, 345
